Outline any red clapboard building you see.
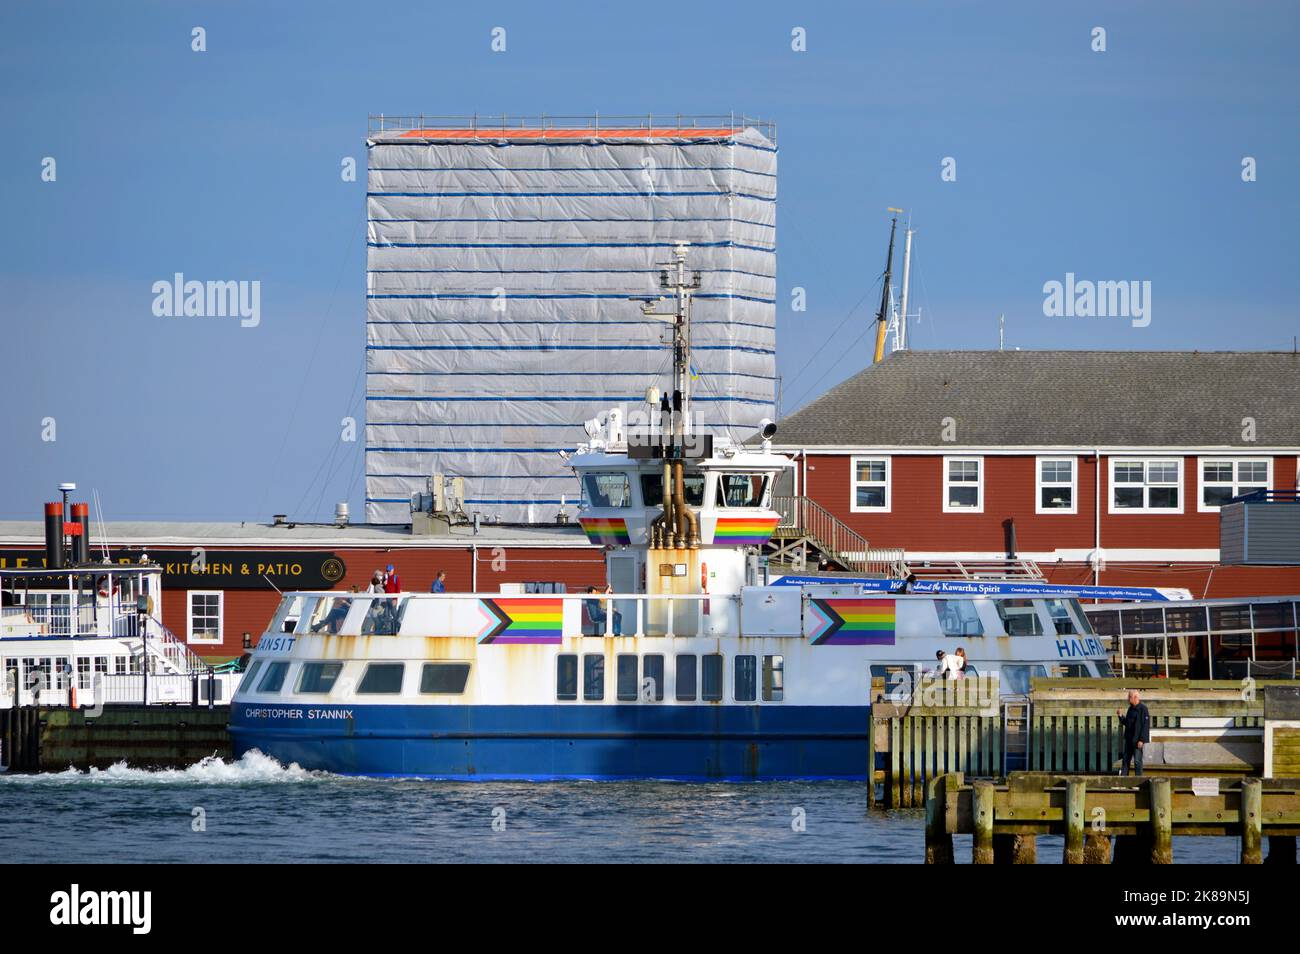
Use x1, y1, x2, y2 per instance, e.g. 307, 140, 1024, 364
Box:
0, 520, 604, 659
773, 350, 1300, 597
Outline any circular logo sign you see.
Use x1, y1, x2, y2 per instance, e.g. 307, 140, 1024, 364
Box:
321, 557, 346, 584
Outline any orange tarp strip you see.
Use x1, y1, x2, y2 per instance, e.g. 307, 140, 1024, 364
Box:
396, 128, 741, 140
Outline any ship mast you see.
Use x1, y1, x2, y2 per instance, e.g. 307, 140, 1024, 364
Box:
640, 242, 702, 548
873, 212, 900, 364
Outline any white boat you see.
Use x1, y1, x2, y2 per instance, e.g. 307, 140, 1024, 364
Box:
228, 247, 1114, 780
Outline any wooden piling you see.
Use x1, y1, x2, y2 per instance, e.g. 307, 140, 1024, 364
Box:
972, 780, 994, 864
1241, 777, 1263, 865
1085, 832, 1112, 864
993, 833, 1036, 864
924, 773, 955, 864
1148, 778, 1173, 864
1064, 777, 1086, 864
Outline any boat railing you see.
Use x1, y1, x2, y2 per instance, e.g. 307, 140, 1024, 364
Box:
368, 113, 776, 142
1, 671, 241, 709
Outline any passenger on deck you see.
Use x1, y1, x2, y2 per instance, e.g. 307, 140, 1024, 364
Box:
430, 570, 447, 593
312, 597, 350, 634
954, 647, 968, 678
384, 564, 401, 593
583, 585, 622, 636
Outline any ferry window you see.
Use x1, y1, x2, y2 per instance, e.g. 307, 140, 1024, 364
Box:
420, 663, 471, 695
1087, 610, 1120, 637
1200, 458, 1270, 510
1037, 457, 1076, 512
1111, 458, 1181, 512
257, 661, 289, 694
763, 655, 784, 702
616, 654, 639, 701
308, 597, 352, 634
734, 654, 757, 702
675, 653, 698, 701
297, 662, 344, 694
719, 473, 769, 508
1251, 602, 1292, 630
1044, 599, 1081, 635
1055, 663, 1094, 678
359, 597, 405, 636
358, 663, 405, 694
851, 457, 889, 511
583, 654, 605, 701
935, 599, 984, 637
995, 599, 1044, 637
270, 596, 303, 634
643, 654, 665, 701
241, 660, 262, 688
556, 654, 578, 701
943, 457, 983, 512
702, 654, 724, 702
1094, 659, 1114, 677
1068, 599, 1094, 635
583, 472, 632, 508
1000, 664, 1047, 695
187, 591, 222, 644
871, 664, 915, 702
641, 473, 705, 508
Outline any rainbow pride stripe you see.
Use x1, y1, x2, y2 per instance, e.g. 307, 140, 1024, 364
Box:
806, 598, 896, 646
711, 516, 779, 545
477, 597, 564, 644
579, 517, 631, 545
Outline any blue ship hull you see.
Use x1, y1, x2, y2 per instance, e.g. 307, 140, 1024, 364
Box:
228, 703, 871, 781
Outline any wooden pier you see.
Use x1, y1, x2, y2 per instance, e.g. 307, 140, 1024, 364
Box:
0, 706, 231, 772
870, 678, 1300, 809
924, 771, 1300, 864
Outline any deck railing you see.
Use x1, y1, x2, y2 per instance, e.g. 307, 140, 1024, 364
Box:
368, 113, 776, 142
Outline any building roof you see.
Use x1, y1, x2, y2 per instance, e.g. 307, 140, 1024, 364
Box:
774, 350, 1300, 449
0, 520, 592, 550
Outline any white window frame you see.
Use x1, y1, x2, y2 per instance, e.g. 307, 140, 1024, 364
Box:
1197, 457, 1272, 512
1035, 456, 1078, 514
186, 590, 223, 645
942, 456, 984, 513
850, 455, 891, 513
1108, 457, 1184, 514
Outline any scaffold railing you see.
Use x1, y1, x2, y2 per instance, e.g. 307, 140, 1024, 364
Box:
368, 113, 776, 142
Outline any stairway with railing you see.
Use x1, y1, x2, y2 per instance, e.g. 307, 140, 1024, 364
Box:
769, 495, 906, 576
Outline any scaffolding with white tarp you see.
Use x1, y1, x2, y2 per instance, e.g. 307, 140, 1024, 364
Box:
364, 115, 778, 524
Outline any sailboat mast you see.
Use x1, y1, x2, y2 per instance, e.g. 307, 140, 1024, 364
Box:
873, 214, 898, 363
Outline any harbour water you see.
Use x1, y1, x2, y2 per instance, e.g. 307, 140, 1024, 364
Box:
0, 752, 1239, 864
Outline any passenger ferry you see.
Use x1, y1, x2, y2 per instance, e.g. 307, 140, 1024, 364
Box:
229, 247, 1119, 780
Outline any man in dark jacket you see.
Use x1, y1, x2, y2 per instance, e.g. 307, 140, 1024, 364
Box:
1117, 690, 1151, 776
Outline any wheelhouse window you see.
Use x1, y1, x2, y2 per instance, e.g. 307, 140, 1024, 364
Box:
297, 662, 343, 694
733, 654, 757, 702
718, 473, 769, 508
187, 591, 222, 645
420, 663, 471, 695
943, 457, 983, 512
582, 472, 632, 508
851, 457, 890, 512
1111, 458, 1182, 512
1036, 457, 1076, 513
1044, 598, 1090, 636
935, 599, 984, 637
995, 599, 1045, 636
357, 663, 405, 694
1199, 458, 1270, 510
640, 472, 705, 508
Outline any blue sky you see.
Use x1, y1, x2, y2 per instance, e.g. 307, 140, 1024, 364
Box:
1, 0, 1296, 520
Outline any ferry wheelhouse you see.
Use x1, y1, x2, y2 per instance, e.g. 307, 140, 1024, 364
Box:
228, 247, 1111, 780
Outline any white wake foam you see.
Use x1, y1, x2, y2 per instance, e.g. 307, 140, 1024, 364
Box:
0, 749, 330, 785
